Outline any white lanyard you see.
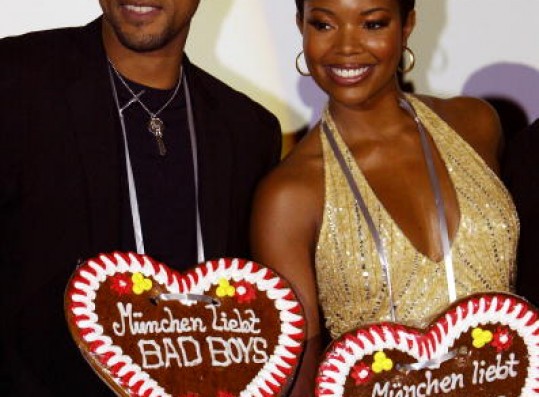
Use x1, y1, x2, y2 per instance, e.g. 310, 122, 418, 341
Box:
108, 67, 205, 263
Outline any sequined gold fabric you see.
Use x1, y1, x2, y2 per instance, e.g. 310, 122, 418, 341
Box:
315, 95, 519, 339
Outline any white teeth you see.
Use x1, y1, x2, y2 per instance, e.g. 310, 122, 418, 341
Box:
331, 66, 369, 78
124, 4, 156, 13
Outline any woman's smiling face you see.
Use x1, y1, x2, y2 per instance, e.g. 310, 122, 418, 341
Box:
299, 0, 415, 109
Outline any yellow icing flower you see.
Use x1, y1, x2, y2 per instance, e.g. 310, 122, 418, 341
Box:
372, 351, 393, 373
131, 272, 153, 295
216, 278, 235, 298
472, 328, 493, 348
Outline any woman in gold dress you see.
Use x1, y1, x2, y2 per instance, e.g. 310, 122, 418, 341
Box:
250, 0, 518, 395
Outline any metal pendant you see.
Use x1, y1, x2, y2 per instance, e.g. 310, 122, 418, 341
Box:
148, 117, 167, 156
148, 116, 165, 136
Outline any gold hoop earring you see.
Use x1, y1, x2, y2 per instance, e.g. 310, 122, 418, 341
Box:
399, 46, 416, 74
295, 51, 311, 76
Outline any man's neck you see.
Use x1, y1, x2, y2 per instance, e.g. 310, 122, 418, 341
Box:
102, 25, 186, 90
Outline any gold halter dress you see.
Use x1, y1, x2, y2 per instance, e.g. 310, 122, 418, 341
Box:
315, 95, 519, 339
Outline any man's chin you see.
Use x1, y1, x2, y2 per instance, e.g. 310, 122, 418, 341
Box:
116, 31, 169, 53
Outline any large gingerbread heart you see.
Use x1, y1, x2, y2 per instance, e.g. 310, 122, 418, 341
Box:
65, 252, 305, 397
316, 293, 539, 397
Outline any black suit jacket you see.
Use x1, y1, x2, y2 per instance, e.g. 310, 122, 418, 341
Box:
0, 19, 281, 396
503, 118, 539, 308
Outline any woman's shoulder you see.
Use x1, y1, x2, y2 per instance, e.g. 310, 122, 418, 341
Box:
415, 94, 502, 172
259, 127, 324, 196
416, 94, 498, 124
251, 126, 325, 240
253, 126, 325, 215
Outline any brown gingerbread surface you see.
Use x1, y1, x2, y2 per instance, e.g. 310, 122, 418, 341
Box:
65, 254, 305, 397
317, 293, 539, 397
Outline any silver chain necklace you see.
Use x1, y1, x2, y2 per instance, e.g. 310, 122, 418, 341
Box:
108, 65, 206, 263
108, 60, 183, 156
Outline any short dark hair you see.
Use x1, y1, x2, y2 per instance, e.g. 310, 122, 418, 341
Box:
295, 0, 415, 22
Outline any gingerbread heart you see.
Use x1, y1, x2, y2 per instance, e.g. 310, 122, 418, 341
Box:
65, 252, 305, 397
316, 293, 539, 397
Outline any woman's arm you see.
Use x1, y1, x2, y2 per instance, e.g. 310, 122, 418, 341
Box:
250, 163, 322, 397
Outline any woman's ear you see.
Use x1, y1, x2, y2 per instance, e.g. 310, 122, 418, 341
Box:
296, 12, 304, 35
402, 10, 416, 44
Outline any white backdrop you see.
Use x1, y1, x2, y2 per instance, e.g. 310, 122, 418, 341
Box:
3, 0, 539, 146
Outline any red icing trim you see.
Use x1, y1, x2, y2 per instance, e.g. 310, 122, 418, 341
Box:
110, 362, 125, 375
142, 389, 153, 397
289, 303, 302, 314
80, 328, 95, 337
89, 340, 105, 351
260, 388, 272, 397
267, 380, 281, 393
527, 312, 538, 326
280, 355, 297, 366
517, 303, 529, 319
150, 261, 160, 275
99, 352, 114, 365
286, 345, 303, 355
237, 259, 247, 270
199, 265, 208, 277
72, 275, 90, 286
276, 364, 293, 376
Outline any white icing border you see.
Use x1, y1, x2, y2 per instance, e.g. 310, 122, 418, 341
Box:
316, 294, 539, 397
66, 253, 305, 397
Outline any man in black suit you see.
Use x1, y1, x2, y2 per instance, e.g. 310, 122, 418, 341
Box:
504, 119, 539, 308
0, 1, 281, 395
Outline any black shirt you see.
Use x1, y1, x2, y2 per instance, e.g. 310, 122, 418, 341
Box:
112, 72, 198, 270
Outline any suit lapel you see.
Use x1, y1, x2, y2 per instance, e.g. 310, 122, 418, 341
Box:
65, 19, 123, 253
185, 60, 233, 260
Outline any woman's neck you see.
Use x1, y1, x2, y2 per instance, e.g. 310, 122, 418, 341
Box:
327, 89, 413, 142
